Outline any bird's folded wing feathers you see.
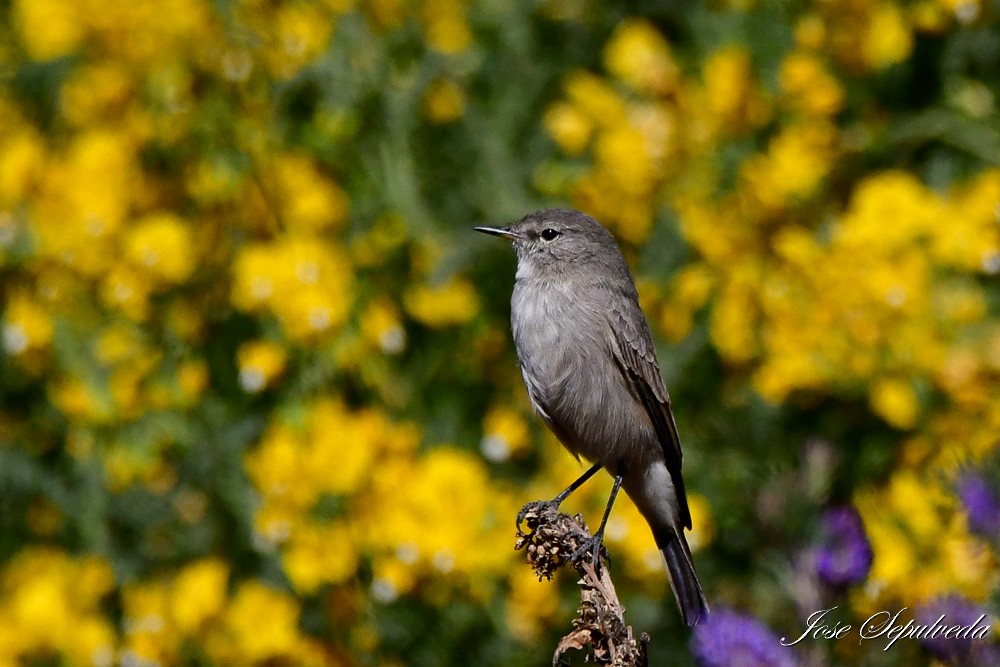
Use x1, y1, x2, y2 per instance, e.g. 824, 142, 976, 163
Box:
607, 299, 692, 529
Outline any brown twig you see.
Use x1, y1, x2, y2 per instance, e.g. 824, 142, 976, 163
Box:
515, 501, 649, 667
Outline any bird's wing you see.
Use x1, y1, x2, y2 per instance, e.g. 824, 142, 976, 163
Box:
607, 297, 692, 529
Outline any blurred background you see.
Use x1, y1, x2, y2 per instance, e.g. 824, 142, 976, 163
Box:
1, 0, 999, 665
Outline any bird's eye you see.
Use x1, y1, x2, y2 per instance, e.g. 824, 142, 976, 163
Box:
540, 228, 561, 241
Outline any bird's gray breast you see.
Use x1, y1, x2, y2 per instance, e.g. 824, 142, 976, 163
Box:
511, 277, 654, 468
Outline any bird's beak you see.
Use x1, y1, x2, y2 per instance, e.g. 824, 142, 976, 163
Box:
474, 225, 518, 240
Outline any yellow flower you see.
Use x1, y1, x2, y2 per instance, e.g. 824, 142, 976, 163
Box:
124, 213, 194, 285
50, 376, 113, 424
424, 78, 466, 124
122, 580, 177, 665
659, 264, 715, 341
863, 3, 913, 69
283, 521, 359, 593
100, 265, 152, 321
700, 46, 770, 136
870, 377, 920, 429
794, 14, 826, 50
169, 558, 229, 635
779, 52, 844, 116
60, 62, 133, 127
686, 493, 716, 552
481, 404, 531, 462
274, 154, 349, 233
361, 299, 406, 354
13, 0, 85, 60
741, 122, 835, 210
2, 292, 53, 356
544, 102, 593, 155
208, 581, 309, 664
506, 567, 559, 642
237, 340, 287, 392
263, 3, 335, 78
404, 276, 479, 327
370, 556, 417, 602
0, 130, 44, 206
32, 130, 136, 277
364, 447, 514, 580
422, 0, 471, 53
595, 123, 656, 198
231, 236, 353, 342
564, 70, 627, 127
177, 360, 209, 403
308, 400, 379, 495
2, 549, 116, 664
603, 19, 679, 95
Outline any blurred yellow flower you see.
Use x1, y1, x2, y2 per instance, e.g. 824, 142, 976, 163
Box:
700, 46, 770, 137
544, 102, 594, 155
422, 0, 472, 53
741, 122, 835, 210
1, 549, 116, 665
687, 493, 716, 552
284, 521, 359, 593
659, 264, 715, 341
232, 235, 353, 342
564, 70, 628, 127
779, 52, 844, 116
275, 154, 350, 232
207, 580, 329, 665
2, 291, 53, 356
481, 404, 531, 462
0, 131, 44, 206
60, 62, 134, 127
595, 124, 656, 198
364, 447, 514, 580
101, 265, 152, 321
603, 19, 679, 95
404, 276, 479, 327
863, 3, 913, 68
177, 359, 209, 403
506, 567, 559, 642
869, 378, 920, 429
424, 78, 466, 123
13, 0, 86, 60
370, 555, 417, 603
169, 558, 229, 635
361, 299, 407, 354
125, 213, 195, 285
263, 2, 335, 78
237, 340, 287, 392
794, 14, 826, 50
50, 376, 113, 424
33, 130, 136, 277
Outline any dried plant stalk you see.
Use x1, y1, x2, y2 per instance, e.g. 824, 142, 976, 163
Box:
515, 500, 649, 667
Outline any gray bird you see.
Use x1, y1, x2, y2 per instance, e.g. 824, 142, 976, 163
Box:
476, 208, 709, 627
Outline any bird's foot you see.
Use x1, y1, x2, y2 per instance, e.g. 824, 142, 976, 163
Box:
570, 533, 609, 572
515, 499, 561, 535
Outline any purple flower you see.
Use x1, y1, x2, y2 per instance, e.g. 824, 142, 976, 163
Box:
914, 595, 993, 662
691, 607, 797, 667
957, 472, 1000, 538
815, 506, 873, 586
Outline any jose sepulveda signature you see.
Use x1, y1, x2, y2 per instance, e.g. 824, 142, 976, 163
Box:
781, 606, 993, 651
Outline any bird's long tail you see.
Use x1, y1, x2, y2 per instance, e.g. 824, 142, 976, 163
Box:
657, 528, 709, 627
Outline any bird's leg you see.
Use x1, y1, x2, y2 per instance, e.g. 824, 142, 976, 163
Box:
552, 463, 602, 506
516, 463, 602, 531
575, 468, 624, 569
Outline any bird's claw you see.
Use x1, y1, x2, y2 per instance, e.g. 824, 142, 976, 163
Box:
570, 534, 609, 572
516, 499, 560, 534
